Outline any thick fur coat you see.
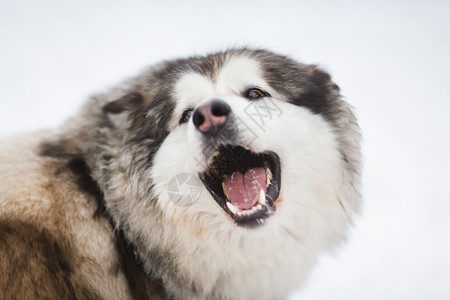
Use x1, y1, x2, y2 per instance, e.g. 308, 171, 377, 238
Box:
0, 49, 361, 299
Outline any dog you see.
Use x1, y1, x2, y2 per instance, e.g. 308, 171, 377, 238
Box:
0, 49, 361, 299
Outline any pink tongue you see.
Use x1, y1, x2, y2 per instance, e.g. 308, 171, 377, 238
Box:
224, 167, 267, 210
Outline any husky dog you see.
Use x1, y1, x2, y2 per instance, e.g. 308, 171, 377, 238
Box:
0, 49, 361, 299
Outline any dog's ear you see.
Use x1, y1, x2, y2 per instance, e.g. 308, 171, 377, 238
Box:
102, 92, 146, 129
296, 65, 342, 121
102, 92, 144, 114
305, 65, 340, 92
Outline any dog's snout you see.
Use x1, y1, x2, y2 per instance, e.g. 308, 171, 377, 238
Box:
193, 100, 230, 135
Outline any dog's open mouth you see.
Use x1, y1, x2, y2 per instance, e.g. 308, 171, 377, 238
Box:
200, 145, 281, 227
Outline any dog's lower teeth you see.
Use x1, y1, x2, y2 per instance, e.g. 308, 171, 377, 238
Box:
226, 202, 238, 215
227, 200, 266, 218
258, 189, 266, 205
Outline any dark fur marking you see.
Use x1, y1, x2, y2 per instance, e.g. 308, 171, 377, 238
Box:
0, 219, 99, 299
124, 90, 175, 185
40, 139, 81, 158
66, 157, 106, 218
244, 50, 339, 122
40, 140, 106, 218
297, 66, 340, 121
114, 229, 168, 300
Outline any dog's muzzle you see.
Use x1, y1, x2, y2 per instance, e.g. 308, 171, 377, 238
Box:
193, 99, 281, 228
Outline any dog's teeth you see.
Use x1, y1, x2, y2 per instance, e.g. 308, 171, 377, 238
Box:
266, 168, 273, 187
258, 189, 266, 205
257, 204, 262, 210
212, 150, 220, 158
222, 182, 228, 198
226, 202, 238, 215
237, 211, 243, 217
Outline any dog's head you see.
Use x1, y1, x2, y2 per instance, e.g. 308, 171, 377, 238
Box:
83, 49, 361, 297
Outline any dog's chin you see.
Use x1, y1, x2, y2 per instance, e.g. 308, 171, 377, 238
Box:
199, 145, 281, 228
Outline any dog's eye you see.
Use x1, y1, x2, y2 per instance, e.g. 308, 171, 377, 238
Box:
180, 109, 193, 124
245, 88, 267, 100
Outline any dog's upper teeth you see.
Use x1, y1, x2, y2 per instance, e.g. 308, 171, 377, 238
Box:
212, 150, 220, 158
226, 201, 238, 215
258, 189, 266, 206
266, 168, 273, 187
222, 182, 228, 198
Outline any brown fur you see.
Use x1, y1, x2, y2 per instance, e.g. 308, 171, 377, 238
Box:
0, 135, 166, 299
0, 219, 97, 299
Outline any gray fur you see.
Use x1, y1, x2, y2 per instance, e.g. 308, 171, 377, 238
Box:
0, 49, 361, 299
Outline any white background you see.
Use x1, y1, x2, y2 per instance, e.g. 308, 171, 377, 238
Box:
1, 0, 449, 299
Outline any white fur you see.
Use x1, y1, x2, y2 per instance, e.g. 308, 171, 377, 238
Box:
144, 55, 356, 299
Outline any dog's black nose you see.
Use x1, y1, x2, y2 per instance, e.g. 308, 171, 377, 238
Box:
193, 99, 230, 135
